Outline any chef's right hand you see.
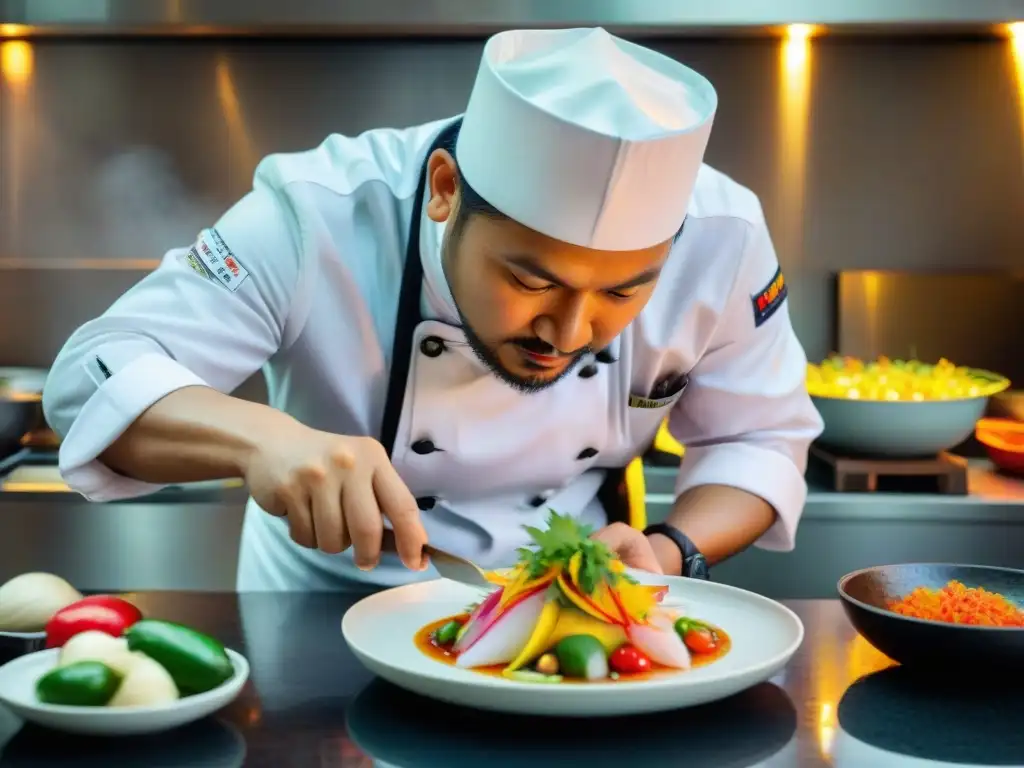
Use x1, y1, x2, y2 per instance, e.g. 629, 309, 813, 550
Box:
243, 425, 429, 571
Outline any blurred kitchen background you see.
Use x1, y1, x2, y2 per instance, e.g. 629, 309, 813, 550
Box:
1, 1, 1022, 597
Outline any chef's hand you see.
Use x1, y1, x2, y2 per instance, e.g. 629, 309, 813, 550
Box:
591, 523, 681, 576
244, 425, 429, 571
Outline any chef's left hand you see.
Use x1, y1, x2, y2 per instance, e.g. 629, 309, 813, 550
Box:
591, 522, 680, 576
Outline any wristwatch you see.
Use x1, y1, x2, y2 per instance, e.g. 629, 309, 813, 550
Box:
643, 523, 710, 580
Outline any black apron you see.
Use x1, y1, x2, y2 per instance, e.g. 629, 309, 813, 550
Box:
378, 118, 632, 525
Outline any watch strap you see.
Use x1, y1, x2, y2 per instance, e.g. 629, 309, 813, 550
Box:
643, 523, 710, 580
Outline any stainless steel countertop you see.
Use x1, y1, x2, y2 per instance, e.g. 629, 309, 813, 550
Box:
3, 593, 1022, 765
1, 0, 1021, 37
645, 460, 1024, 522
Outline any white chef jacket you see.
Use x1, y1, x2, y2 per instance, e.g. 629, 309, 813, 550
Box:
42, 114, 824, 591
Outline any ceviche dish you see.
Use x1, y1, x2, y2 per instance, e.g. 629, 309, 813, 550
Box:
416, 512, 730, 683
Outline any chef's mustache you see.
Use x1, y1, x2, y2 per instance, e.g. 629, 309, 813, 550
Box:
445, 335, 591, 358
511, 337, 592, 358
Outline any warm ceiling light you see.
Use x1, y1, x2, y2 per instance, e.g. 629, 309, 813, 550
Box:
1, 40, 33, 85
1010, 22, 1024, 39
0, 24, 30, 38
786, 23, 817, 41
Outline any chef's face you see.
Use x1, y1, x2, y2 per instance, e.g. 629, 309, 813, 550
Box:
426, 149, 671, 392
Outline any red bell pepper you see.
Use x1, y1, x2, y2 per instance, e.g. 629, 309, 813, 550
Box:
44, 595, 143, 649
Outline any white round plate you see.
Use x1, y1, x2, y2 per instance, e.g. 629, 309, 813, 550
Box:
0, 648, 249, 735
342, 576, 804, 717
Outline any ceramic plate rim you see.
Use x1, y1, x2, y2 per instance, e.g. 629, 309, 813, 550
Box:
342, 576, 804, 692
0, 647, 250, 716
837, 562, 1024, 633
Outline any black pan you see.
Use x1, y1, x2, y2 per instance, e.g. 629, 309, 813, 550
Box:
838, 563, 1024, 674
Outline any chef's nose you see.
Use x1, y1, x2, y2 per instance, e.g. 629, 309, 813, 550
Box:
535, 294, 593, 355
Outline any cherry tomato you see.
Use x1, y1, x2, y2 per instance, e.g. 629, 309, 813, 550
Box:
45, 595, 143, 648
609, 644, 651, 675
683, 626, 720, 654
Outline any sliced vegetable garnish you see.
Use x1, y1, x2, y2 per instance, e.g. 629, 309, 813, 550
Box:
504, 595, 561, 672
503, 669, 563, 684
556, 573, 621, 625
419, 511, 729, 682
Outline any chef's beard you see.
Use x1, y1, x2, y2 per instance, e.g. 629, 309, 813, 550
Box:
455, 305, 589, 393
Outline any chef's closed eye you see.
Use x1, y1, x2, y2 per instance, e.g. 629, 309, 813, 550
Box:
509, 269, 551, 293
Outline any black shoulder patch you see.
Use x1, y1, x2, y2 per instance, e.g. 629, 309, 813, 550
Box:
751, 265, 788, 327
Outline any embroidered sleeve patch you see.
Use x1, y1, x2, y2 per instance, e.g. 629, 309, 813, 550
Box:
178, 247, 214, 281
188, 228, 251, 293
751, 265, 788, 327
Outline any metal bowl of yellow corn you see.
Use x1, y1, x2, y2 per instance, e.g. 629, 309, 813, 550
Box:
806, 356, 1011, 457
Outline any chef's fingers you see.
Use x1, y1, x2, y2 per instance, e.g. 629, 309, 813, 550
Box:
373, 463, 429, 571
342, 469, 384, 570
338, 515, 351, 554
277, 484, 316, 549
309, 470, 346, 554
591, 523, 663, 574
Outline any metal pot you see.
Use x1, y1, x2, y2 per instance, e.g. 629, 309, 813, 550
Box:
0, 368, 49, 457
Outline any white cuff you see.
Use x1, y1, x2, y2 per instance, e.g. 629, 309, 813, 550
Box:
674, 442, 808, 551
59, 353, 209, 501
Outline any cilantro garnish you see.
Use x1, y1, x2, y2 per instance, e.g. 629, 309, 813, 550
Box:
516, 510, 637, 595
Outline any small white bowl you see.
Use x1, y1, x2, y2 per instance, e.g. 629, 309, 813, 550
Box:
0, 647, 249, 736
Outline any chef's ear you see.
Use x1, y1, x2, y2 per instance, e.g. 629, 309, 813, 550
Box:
426, 149, 458, 223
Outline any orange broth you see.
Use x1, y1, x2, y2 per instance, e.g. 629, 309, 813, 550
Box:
415, 614, 731, 682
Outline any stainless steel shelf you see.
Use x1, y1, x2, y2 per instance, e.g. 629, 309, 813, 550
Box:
1, 0, 1021, 38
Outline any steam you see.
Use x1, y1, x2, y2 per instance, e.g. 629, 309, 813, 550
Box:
8, 135, 222, 262
87, 148, 219, 260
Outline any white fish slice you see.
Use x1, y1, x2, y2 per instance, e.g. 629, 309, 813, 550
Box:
381, 529, 493, 589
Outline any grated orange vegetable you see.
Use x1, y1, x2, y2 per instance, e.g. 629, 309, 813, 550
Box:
887, 580, 1024, 627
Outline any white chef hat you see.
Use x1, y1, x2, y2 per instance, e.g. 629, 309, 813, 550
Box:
456, 27, 717, 252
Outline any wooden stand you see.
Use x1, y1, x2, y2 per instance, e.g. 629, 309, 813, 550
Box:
810, 445, 969, 495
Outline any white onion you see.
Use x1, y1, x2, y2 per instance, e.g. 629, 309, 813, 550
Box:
0, 572, 83, 632
628, 622, 691, 670
59, 631, 134, 675
108, 652, 179, 707
456, 590, 547, 669
453, 587, 503, 653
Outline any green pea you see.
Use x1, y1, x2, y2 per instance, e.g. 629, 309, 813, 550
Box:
673, 617, 708, 638
433, 620, 462, 646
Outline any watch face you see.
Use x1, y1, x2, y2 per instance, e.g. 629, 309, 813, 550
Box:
684, 554, 710, 581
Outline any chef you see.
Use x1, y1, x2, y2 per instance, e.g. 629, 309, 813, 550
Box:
42, 27, 823, 591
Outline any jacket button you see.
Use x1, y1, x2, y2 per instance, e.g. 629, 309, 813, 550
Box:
577, 447, 599, 460
411, 439, 439, 455
416, 496, 437, 510
420, 336, 445, 357
578, 364, 598, 379
528, 495, 547, 508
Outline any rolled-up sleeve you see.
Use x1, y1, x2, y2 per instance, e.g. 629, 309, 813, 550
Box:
667, 212, 824, 551
42, 180, 307, 501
